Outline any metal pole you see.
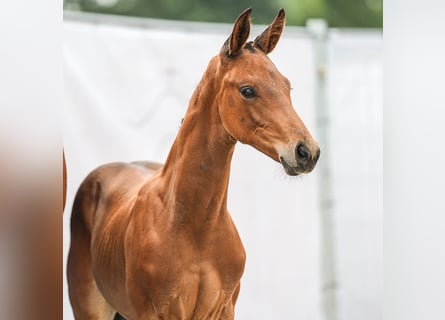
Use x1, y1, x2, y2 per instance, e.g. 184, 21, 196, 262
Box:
306, 19, 338, 320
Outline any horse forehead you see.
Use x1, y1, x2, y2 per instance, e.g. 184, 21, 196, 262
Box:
228, 54, 283, 81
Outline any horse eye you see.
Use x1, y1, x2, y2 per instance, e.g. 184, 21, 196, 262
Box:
240, 86, 256, 99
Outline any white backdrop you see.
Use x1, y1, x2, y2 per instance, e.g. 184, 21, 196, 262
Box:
328, 30, 382, 320
63, 12, 382, 320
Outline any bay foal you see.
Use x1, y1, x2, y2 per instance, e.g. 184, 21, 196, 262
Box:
68, 8, 320, 320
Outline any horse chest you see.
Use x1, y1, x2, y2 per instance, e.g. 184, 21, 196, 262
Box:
178, 261, 238, 319
126, 226, 245, 319
146, 258, 241, 319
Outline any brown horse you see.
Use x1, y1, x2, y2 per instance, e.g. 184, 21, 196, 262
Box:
67, 8, 320, 320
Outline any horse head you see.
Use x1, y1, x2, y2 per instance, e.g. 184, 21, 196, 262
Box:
216, 8, 320, 176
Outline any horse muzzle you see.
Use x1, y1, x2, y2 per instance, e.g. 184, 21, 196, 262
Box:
279, 141, 320, 176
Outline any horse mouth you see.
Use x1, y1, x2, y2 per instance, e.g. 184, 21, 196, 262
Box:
280, 157, 300, 176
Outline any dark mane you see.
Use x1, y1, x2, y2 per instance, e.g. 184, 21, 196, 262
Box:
244, 41, 257, 53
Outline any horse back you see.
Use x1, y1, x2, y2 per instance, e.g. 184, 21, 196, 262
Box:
71, 162, 161, 237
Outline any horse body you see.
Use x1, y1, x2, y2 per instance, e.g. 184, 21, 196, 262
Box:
68, 8, 320, 320
70, 106, 244, 319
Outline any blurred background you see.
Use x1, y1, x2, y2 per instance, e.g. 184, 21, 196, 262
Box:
64, 0, 382, 27
63, 1, 382, 320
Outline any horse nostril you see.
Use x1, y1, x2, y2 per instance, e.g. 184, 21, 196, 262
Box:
296, 143, 310, 162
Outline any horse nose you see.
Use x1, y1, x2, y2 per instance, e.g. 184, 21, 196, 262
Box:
295, 143, 320, 170
313, 146, 320, 164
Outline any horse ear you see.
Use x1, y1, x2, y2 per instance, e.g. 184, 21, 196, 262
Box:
253, 8, 286, 54
222, 8, 252, 57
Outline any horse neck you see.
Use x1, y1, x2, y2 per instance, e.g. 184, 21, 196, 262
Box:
160, 59, 236, 225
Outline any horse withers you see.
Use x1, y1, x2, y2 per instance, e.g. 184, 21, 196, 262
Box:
68, 8, 320, 320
